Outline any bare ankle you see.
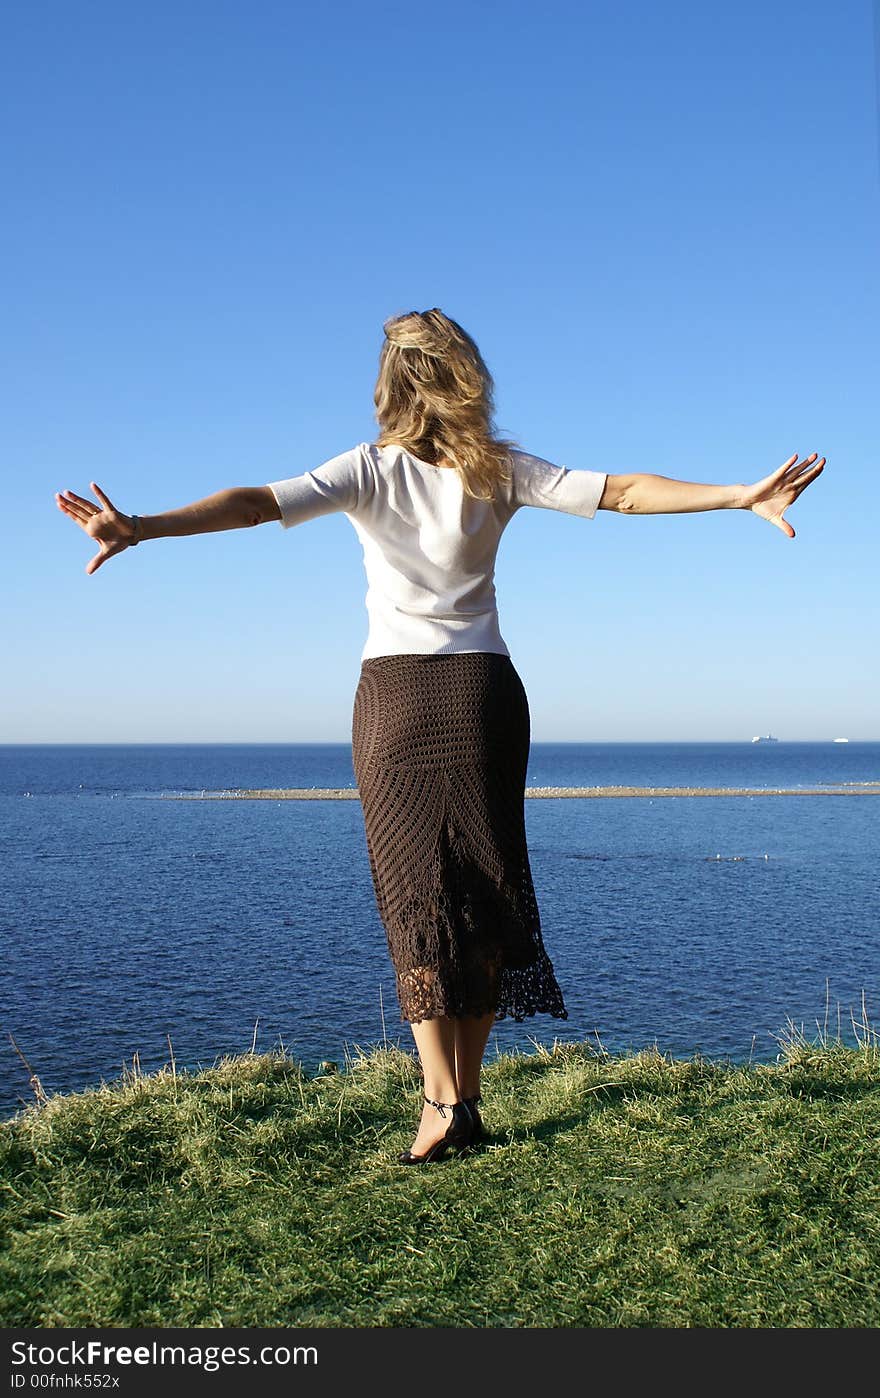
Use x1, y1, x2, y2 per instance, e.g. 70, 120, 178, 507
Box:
421, 1081, 459, 1105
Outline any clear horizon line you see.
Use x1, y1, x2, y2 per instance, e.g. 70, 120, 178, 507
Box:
0, 738, 873, 748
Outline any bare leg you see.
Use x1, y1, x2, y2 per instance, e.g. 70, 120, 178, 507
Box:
407, 1015, 461, 1157
453, 1011, 496, 1099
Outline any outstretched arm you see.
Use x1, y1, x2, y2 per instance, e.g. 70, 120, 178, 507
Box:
600, 453, 825, 538
55, 482, 282, 575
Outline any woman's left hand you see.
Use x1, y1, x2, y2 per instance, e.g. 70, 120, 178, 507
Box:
55, 482, 138, 574
740, 453, 826, 539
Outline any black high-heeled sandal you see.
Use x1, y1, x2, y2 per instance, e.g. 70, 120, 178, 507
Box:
398, 1096, 474, 1165
464, 1094, 485, 1142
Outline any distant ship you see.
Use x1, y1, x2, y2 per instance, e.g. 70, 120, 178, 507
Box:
833, 737, 849, 743
751, 734, 779, 743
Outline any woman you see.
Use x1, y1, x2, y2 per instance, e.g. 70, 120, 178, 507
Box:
55, 307, 826, 1165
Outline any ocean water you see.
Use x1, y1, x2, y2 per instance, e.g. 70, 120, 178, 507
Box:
2, 741, 878, 1118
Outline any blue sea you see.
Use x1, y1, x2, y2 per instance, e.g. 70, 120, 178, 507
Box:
2, 742, 878, 1118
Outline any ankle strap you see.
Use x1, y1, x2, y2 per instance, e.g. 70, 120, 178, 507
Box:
424, 1095, 461, 1119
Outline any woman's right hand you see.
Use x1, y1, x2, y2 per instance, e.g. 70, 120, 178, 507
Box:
740, 453, 826, 538
55, 482, 137, 575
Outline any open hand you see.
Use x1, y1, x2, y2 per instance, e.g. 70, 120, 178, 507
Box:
741, 453, 825, 539
55, 482, 137, 575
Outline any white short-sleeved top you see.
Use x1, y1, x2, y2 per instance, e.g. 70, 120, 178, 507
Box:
267, 442, 607, 661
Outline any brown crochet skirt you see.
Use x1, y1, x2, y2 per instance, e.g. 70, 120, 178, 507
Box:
351, 651, 568, 1024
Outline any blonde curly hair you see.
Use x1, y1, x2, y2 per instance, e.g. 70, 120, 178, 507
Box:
373, 308, 520, 502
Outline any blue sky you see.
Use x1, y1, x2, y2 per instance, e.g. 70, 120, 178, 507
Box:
4, 0, 878, 742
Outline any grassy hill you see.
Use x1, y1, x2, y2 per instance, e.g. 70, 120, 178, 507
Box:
1, 1033, 878, 1328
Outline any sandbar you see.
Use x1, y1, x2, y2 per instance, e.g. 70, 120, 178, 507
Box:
163, 784, 880, 800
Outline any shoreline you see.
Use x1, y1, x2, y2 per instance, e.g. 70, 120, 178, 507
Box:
162, 784, 880, 800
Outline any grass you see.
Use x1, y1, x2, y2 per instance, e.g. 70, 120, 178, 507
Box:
1, 1019, 879, 1329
